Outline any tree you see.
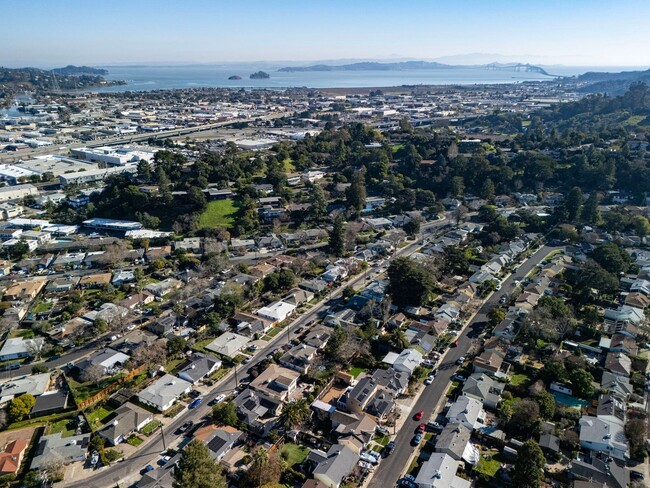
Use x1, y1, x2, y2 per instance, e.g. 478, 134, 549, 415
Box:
625, 418, 648, 459
387, 257, 435, 307
480, 178, 495, 200
509, 399, 540, 432
591, 243, 630, 275
569, 368, 595, 399
390, 328, 410, 349
582, 192, 602, 225
488, 306, 506, 327
631, 214, 650, 239
309, 184, 328, 221
167, 336, 187, 358
212, 402, 238, 427
8, 394, 36, 422
513, 440, 545, 488
245, 446, 282, 488
173, 439, 226, 488
535, 390, 556, 420
452, 176, 465, 198
346, 168, 367, 213
403, 218, 421, 237
329, 215, 345, 257
80, 364, 105, 385
280, 399, 310, 430
564, 186, 583, 222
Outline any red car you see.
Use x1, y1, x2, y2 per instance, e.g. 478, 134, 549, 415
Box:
414, 410, 423, 421
417, 423, 426, 433
452, 340, 459, 347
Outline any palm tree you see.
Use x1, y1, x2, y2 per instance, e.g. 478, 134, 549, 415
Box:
391, 329, 409, 349
280, 399, 311, 430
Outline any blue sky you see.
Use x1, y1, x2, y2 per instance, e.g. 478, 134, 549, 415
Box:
1, 0, 648, 67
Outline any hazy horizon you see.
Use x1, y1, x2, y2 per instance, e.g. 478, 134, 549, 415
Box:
2, 0, 649, 68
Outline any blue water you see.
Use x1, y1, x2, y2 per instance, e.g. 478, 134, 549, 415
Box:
553, 392, 589, 409
88, 64, 607, 92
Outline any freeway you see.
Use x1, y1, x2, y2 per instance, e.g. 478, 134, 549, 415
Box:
62, 218, 450, 488
367, 244, 557, 488
0, 112, 285, 164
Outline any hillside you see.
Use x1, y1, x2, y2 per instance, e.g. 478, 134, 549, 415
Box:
574, 68, 650, 94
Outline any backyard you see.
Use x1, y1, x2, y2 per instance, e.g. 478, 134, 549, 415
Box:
281, 443, 309, 468
197, 199, 241, 229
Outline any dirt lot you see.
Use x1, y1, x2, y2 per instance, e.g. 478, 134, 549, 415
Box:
0, 426, 38, 450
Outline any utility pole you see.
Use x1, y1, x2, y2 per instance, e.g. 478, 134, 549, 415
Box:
160, 424, 167, 451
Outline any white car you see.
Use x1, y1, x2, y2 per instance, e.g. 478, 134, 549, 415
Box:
424, 375, 435, 385
215, 393, 226, 403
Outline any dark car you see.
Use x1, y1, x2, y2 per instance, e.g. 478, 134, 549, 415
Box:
176, 421, 194, 434
142, 464, 154, 474
630, 470, 644, 481
188, 390, 201, 399
383, 441, 395, 457
411, 433, 423, 446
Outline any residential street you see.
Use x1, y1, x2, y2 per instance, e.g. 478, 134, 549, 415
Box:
61, 219, 449, 487
366, 244, 556, 488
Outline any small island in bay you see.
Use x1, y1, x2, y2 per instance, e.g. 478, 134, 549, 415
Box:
249, 70, 270, 79
228, 75, 242, 80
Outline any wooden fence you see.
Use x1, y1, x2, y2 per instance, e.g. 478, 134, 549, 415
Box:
71, 365, 147, 410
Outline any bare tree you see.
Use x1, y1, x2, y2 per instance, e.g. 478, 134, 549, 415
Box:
80, 364, 105, 385
132, 341, 167, 371
453, 205, 468, 224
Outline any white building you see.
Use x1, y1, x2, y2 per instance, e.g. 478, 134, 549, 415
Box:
137, 374, 192, 412
255, 301, 296, 323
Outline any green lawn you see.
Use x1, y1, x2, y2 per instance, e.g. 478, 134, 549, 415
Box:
127, 435, 144, 446
474, 452, 505, 478
283, 158, 296, 172
46, 418, 76, 437
197, 199, 240, 229
625, 115, 646, 125
509, 373, 530, 387
141, 420, 162, 436
281, 443, 309, 467
349, 367, 366, 378
85, 407, 115, 429
373, 434, 390, 446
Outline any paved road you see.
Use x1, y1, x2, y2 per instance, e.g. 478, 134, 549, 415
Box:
367, 244, 556, 488
62, 219, 451, 488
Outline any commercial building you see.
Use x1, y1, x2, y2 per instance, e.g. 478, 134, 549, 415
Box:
59, 165, 137, 186
0, 184, 39, 202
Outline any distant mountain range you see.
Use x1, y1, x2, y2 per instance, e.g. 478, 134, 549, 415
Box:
574, 68, 650, 94
278, 60, 554, 76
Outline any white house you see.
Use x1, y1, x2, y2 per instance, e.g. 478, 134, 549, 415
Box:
137, 374, 192, 412
255, 301, 296, 323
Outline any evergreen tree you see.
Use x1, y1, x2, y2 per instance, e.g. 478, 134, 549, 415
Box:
582, 192, 602, 225
480, 178, 495, 200
173, 440, 226, 488
346, 168, 367, 213
329, 216, 346, 257
513, 440, 545, 488
565, 186, 584, 222
309, 184, 327, 221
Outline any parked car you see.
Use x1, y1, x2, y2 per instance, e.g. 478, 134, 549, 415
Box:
411, 433, 423, 446
376, 425, 390, 435
451, 340, 459, 347
416, 423, 426, 434
630, 470, 644, 481
413, 410, 423, 421
456, 356, 465, 365
159, 455, 171, 465
453, 374, 467, 382
499, 295, 507, 304
398, 479, 417, 488
142, 465, 155, 474
427, 421, 443, 431
188, 390, 201, 399
176, 421, 193, 434
424, 375, 435, 385
383, 441, 395, 457
188, 398, 202, 409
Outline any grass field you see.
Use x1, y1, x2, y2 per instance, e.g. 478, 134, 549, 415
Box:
198, 199, 240, 229
509, 373, 530, 387
46, 418, 76, 437
281, 443, 309, 467
474, 452, 505, 478
349, 367, 366, 378
85, 407, 115, 429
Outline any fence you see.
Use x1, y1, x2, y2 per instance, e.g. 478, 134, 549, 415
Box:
71, 365, 147, 410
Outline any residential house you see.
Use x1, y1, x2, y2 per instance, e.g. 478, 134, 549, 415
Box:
0, 337, 45, 361
382, 348, 423, 375
137, 374, 192, 412
445, 396, 485, 431
76, 348, 129, 376
144, 278, 182, 297
0, 373, 50, 405
579, 416, 629, 460
569, 457, 629, 488
462, 373, 504, 410
303, 325, 332, 350
596, 394, 626, 426
248, 364, 301, 414
283, 288, 315, 307
2, 279, 46, 301
435, 423, 472, 461
472, 347, 509, 378
78, 273, 112, 288
30, 432, 91, 470
135, 453, 180, 488
255, 301, 296, 323
371, 368, 410, 396
30, 390, 69, 417
178, 353, 221, 384
310, 444, 359, 488
600, 372, 633, 400
98, 404, 153, 445
0, 439, 29, 476
194, 424, 243, 461
44, 276, 80, 294
279, 344, 318, 374
333, 413, 377, 454
605, 352, 632, 377
232, 311, 273, 338
205, 333, 249, 358
414, 452, 471, 488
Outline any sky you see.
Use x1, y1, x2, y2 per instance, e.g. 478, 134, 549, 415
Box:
1, 0, 649, 68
